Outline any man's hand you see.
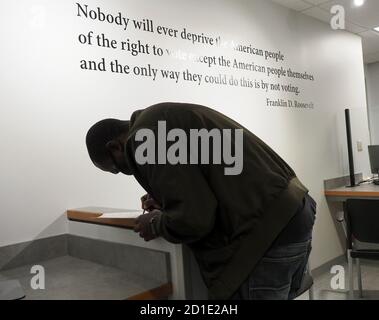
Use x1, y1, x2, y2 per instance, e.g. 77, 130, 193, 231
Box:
141, 194, 162, 212
134, 209, 162, 241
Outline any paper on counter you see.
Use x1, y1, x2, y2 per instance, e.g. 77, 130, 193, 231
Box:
98, 211, 141, 219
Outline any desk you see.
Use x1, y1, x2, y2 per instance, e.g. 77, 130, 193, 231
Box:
67, 207, 136, 229
325, 181, 379, 242
66, 207, 208, 299
325, 183, 379, 202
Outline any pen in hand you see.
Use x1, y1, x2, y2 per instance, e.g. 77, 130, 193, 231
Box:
141, 194, 151, 215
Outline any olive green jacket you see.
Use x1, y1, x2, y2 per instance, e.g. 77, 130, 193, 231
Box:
123, 102, 308, 299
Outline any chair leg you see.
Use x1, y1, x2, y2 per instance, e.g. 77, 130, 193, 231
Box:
348, 250, 354, 300
308, 285, 315, 300
356, 258, 363, 298
306, 262, 315, 300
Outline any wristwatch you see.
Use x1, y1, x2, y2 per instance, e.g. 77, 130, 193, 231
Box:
149, 215, 158, 237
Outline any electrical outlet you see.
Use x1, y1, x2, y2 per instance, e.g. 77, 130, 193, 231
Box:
357, 140, 363, 152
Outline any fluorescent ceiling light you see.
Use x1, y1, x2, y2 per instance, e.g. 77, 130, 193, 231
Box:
374, 27, 379, 32
354, 0, 365, 6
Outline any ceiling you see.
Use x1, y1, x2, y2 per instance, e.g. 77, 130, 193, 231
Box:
270, 0, 379, 64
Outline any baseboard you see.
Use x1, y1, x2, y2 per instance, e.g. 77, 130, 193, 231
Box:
0, 234, 68, 271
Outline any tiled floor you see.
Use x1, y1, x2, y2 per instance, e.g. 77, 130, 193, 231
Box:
0, 255, 162, 300
2, 255, 379, 300
298, 259, 379, 300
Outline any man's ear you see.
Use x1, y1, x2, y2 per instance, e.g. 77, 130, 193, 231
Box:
106, 140, 122, 152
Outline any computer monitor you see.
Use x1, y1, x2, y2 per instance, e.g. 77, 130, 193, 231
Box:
368, 145, 379, 176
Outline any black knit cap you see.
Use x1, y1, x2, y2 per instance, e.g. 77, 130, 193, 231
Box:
86, 119, 130, 164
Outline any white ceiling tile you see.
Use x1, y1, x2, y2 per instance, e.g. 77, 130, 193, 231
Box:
345, 22, 368, 33
303, 0, 331, 5
271, 0, 313, 11
359, 30, 379, 54
301, 4, 367, 33
320, 0, 379, 29
270, 0, 378, 62
301, 7, 332, 23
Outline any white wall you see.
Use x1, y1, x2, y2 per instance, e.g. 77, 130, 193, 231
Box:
366, 62, 379, 144
0, 0, 371, 269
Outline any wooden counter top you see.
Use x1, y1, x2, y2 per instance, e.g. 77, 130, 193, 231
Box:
67, 207, 141, 229
325, 183, 379, 198
127, 282, 173, 300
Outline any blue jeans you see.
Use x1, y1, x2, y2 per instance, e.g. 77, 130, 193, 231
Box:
230, 194, 316, 300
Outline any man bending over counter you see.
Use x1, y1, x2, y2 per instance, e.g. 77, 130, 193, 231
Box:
85, 102, 316, 300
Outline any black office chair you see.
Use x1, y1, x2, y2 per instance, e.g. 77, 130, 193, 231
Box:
344, 199, 379, 299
